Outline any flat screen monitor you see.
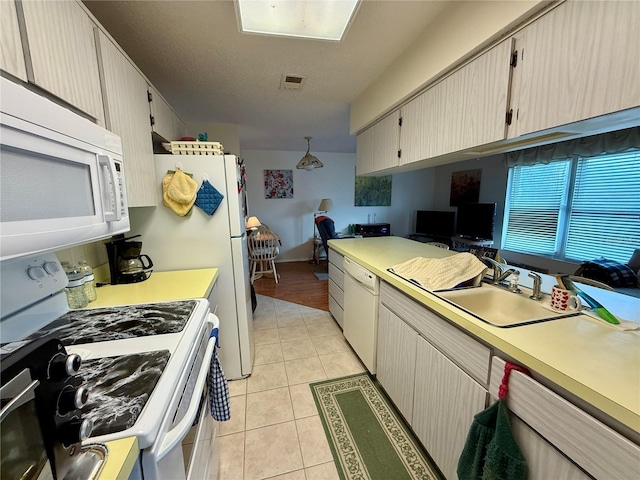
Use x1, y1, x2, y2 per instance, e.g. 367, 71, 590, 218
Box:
415, 210, 456, 238
456, 203, 496, 240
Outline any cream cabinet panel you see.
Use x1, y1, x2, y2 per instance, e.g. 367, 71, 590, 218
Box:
376, 305, 417, 423
413, 335, 487, 480
21, 0, 104, 123
328, 248, 345, 327
509, 415, 590, 480
400, 39, 512, 165
355, 125, 375, 175
356, 111, 400, 175
0, 0, 27, 81
98, 32, 156, 207
490, 357, 640, 480
149, 85, 184, 142
508, 1, 640, 138
380, 282, 490, 386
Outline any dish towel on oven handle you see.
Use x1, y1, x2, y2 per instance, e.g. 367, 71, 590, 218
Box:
207, 328, 231, 421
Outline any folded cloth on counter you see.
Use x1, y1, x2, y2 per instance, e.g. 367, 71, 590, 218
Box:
207, 349, 230, 421
162, 168, 197, 216
389, 253, 487, 291
195, 179, 224, 215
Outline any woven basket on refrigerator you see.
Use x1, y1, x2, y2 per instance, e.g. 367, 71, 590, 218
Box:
163, 141, 224, 155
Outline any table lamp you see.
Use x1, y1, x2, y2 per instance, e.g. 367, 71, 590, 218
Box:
318, 198, 333, 213
246, 216, 261, 230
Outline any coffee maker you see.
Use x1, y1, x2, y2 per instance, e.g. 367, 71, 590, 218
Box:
105, 235, 154, 284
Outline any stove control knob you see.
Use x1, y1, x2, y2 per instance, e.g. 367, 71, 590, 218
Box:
57, 386, 90, 415
43, 261, 61, 275
59, 417, 93, 446
48, 353, 82, 380
27, 266, 47, 281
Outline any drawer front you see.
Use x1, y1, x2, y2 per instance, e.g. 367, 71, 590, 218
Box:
328, 279, 343, 308
328, 262, 344, 290
380, 281, 490, 386
329, 295, 343, 328
490, 357, 640, 480
328, 249, 344, 271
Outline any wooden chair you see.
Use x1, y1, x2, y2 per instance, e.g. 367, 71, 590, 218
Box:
248, 227, 280, 284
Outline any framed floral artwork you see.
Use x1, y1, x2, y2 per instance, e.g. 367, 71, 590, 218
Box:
450, 169, 481, 206
264, 169, 294, 199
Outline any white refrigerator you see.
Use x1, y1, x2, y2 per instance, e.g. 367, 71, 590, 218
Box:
128, 154, 253, 380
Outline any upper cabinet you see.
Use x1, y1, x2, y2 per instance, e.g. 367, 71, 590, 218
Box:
21, 0, 104, 124
507, 1, 640, 138
355, 110, 400, 176
400, 39, 513, 165
356, 1, 640, 175
0, 0, 27, 81
148, 85, 186, 142
98, 31, 156, 207
1, 1, 186, 207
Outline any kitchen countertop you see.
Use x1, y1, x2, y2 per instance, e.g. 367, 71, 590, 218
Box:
89, 268, 218, 307
87, 268, 219, 479
328, 236, 640, 434
97, 437, 138, 480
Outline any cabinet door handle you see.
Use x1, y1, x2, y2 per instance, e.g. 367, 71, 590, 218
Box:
506, 109, 514, 125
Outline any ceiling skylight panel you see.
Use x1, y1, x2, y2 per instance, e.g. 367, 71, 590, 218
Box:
237, 0, 360, 41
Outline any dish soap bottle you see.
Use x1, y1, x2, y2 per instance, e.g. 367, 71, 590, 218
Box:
61, 262, 88, 309
78, 260, 97, 303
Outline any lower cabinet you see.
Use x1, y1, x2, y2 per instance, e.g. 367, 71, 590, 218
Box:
376, 305, 417, 422
412, 336, 487, 480
377, 279, 640, 480
328, 248, 344, 328
378, 282, 488, 479
490, 356, 640, 480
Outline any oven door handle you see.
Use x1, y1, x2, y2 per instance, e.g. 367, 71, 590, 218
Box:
156, 320, 217, 460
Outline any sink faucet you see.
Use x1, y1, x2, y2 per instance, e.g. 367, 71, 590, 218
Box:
483, 257, 520, 285
528, 272, 543, 300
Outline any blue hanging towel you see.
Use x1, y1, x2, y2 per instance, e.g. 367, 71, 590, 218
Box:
195, 179, 224, 216
207, 348, 231, 421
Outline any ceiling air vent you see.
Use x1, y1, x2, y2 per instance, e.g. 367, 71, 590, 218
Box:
280, 74, 307, 90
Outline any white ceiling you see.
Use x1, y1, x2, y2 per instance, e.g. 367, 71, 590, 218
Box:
83, 0, 451, 153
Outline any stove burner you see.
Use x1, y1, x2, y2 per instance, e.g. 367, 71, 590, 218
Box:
77, 350, 171, 437
25, 300, 197, 345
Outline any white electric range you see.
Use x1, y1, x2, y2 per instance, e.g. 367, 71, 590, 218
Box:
0, 252, 219, 480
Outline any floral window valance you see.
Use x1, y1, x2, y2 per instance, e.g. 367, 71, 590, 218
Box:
505, 126, 640, 167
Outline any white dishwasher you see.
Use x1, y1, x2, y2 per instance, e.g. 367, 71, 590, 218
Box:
343, 257, 380, 374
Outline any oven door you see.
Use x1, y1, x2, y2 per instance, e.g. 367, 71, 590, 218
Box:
141, 314, 218, 480
1, 369, 54, 480
184, 389, 218, 480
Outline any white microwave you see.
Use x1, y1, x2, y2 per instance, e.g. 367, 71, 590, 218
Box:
0, 78, 130, 260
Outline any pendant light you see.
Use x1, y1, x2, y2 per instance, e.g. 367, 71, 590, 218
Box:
296, 136, 324, 171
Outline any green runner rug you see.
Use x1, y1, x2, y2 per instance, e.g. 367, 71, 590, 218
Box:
310, 373, 441, 480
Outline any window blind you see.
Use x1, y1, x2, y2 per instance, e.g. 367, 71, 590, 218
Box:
503, 149, 640, 264
502, 161, 570, 255
565, 150, 640, 263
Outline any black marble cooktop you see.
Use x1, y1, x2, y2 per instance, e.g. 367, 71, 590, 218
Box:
25, 300, 197, 345
78, 350, 171, 437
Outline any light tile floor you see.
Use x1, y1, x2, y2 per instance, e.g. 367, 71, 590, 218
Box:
216, 294, 366, 480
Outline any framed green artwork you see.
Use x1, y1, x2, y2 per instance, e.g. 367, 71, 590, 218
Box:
355, 175, 392, 206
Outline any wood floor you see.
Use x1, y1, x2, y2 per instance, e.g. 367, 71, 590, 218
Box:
252, 260, 329, 311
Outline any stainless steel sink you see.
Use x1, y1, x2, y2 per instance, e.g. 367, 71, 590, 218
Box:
436, 284, 580, 327
63, 444, 108, 480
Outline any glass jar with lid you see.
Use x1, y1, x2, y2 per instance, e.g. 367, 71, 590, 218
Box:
61, 262, 88, 309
